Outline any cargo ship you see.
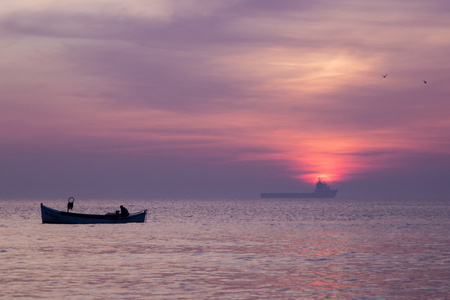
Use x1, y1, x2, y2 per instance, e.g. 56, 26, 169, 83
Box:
261, 178, 338, 198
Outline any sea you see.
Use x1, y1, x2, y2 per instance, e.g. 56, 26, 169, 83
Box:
0, 198, 449, 299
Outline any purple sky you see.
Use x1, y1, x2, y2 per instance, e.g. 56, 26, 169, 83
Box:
1, 1, 450, 200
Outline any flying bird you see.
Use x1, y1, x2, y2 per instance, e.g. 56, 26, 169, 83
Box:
382, 74, 388, 78
423, 80, 427, 84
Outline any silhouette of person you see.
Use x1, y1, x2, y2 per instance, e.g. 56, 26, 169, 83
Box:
67, 197, 75, 212
120, 205, 129, 217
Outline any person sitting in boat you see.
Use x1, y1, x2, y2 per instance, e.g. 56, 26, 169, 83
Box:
120, 205, 129, 217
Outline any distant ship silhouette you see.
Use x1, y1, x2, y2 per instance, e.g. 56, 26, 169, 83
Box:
261, 178, 338, 198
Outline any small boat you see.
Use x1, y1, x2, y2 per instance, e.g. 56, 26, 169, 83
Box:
41, 203, 147, 224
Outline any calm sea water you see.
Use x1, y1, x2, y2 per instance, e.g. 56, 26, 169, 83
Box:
0, 198, 449, 299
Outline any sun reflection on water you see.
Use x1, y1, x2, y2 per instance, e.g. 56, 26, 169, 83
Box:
0, 199, 448, 299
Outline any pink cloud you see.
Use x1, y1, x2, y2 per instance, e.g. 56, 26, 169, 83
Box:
1, 1, 449, 198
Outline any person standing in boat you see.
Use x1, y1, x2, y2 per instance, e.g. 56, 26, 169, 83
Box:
120, 205, 129, 217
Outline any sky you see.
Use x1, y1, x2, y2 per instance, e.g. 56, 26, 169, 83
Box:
1, 0, 450, 200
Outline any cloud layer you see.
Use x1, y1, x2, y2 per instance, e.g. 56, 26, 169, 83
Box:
1, 0, 450, 199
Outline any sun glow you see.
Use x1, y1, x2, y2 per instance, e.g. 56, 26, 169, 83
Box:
314, 174, 333, 184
